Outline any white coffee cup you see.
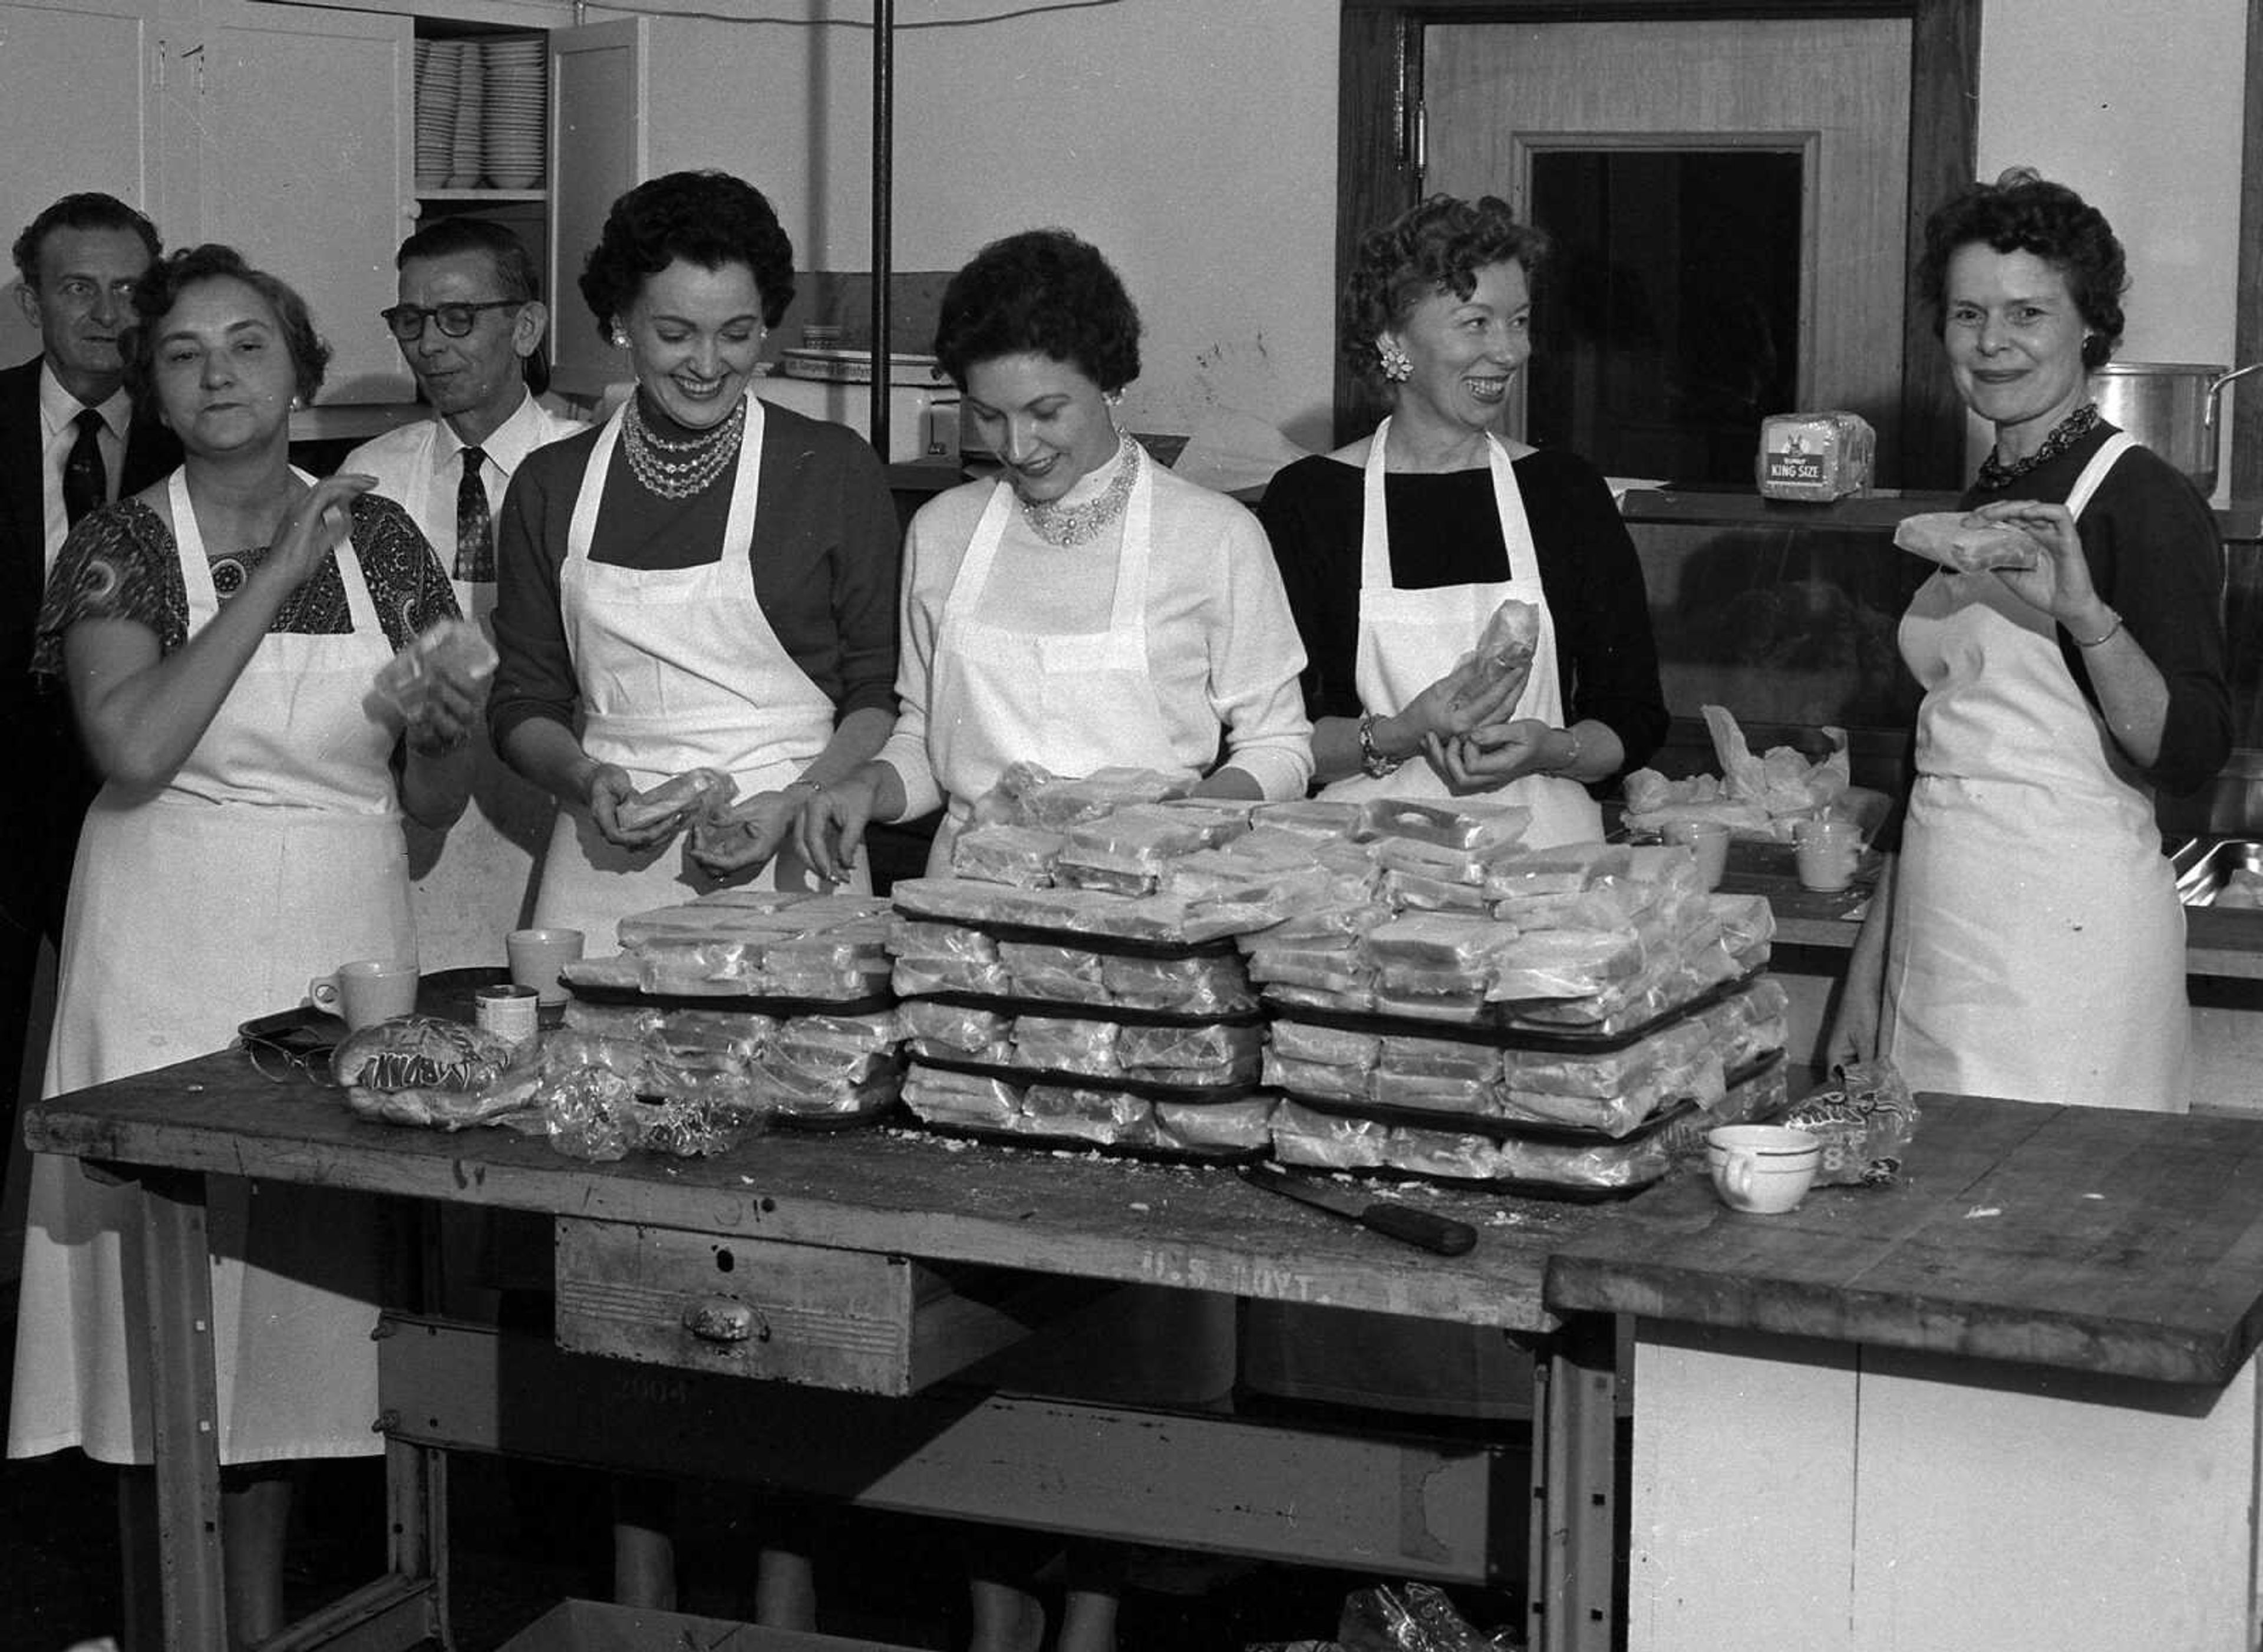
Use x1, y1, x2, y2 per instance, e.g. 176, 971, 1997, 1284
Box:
1793, 818, 1863, 892
1706, 1123, 1823, 1215
506, 927, 585, 1007
309, 958, 420, 1030
1661, 819, 1733, 891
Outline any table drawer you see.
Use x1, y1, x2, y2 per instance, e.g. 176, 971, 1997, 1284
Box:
554, 1219, 1095, 1396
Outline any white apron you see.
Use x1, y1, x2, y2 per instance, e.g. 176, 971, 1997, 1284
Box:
1885, 433, 2189, 1110
11, 467, 410, 1464
1317, 418, 1602, 849
919, 456, 1231, 1407
532, 394, 855, 948
918, 458, 1185, 876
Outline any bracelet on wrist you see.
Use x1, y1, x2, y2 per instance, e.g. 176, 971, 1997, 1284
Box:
2069, 608, 2124, 649
1358, 711, 1404, 779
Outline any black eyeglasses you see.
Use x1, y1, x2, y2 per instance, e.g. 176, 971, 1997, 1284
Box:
380, 299, 522, 341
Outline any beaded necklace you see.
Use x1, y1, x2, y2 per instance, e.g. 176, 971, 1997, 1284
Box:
622, 392, 745, 500
1976, 401, 2101, 492
1019, 430, 1139, 547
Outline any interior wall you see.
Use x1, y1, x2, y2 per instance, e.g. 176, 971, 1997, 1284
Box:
1970, 0, 2248, 487
623, 0, 1344, 451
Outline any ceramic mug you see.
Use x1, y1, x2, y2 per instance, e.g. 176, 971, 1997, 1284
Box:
1706, 1123, 1823, 1215
1793, 818, 1863, 892
1662, 819, 1733, 892
506, 927, 585, 1007
308, 958, 419, 1030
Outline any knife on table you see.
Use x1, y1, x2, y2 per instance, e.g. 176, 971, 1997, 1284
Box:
1239, 1162, 1478, 1257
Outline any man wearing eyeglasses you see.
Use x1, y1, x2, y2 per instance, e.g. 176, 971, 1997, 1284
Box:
345, 217, 582, 969
0, 192, 179, 1191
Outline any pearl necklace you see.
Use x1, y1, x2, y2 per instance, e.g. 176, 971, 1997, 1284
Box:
1019, 430, 1139, 547
622, 392, 745, 500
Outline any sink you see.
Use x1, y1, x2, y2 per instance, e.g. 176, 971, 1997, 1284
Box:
2175, 838, 2263, 908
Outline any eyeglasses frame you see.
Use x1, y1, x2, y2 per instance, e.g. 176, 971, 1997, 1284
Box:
380, 298, 526, 342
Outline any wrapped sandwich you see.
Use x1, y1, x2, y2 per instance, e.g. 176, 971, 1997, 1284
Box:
332, 1015, 534, 1129
1892, 510, 2041, 573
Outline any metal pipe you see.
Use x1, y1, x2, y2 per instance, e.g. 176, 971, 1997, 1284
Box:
868, 0, 894, 461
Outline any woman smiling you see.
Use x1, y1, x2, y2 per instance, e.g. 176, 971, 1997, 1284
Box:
489, 171, 900, 941
1832, 169, 2231, 1110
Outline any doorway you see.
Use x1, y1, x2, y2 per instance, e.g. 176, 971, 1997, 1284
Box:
1333, 0, 1980, 489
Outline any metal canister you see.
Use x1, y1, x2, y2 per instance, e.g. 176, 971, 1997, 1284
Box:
474, 982, 540, 1052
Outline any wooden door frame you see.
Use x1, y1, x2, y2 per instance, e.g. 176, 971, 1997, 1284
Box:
2234, 0, 2263, 499
1335, 0, 1980, 489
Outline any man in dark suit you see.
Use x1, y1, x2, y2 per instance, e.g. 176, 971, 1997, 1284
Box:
1, 192, 178, 1155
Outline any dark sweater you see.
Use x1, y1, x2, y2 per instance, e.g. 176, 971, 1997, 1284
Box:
1258, 446, 1670, 779
1959, 421, 2231, 797
488, 397, 900, 753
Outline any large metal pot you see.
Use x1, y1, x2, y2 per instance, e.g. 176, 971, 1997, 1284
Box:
2087, 361, 2262, 496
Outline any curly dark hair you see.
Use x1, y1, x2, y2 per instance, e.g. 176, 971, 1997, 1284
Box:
121, 244, 331, 412
1918, 167, 2126, 370
1342, 194, 1550, 386
931, 229, 1140, 393
12, 191, 160, 288
578, 170, 795, 340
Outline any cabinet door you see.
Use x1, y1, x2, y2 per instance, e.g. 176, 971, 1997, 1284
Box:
0, 0, 172, 363
197, 0, 414, 401
548, 17, 645, 400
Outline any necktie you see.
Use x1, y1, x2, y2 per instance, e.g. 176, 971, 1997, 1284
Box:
455, 446, 493, 582
62, 407, 107, 527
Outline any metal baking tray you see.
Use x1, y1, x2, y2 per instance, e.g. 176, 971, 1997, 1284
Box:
2174, 837, 2263, 908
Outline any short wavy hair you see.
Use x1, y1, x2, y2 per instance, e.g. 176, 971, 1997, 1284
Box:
578, 170, 795, 339
12, 191, 161, 289
932, 229, 1140, 393
1918, 167, 2126, 370
122, 244, 331, 412
1342, 194, 1550, 386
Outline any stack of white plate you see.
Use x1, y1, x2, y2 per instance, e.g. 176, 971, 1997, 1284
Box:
482, 37, 546, 189
413, 39, 466, 191
448, 40, 485, 188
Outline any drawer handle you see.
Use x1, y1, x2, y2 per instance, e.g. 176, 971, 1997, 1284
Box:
682, 1296, 765, 1344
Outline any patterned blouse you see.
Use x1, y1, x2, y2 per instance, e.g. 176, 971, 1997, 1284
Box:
33, 492, 458, 675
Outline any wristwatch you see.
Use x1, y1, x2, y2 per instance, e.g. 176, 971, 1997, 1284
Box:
1358, 712, 1403, 779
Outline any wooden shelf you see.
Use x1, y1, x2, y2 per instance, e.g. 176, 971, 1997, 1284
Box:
415, 187, 547, 203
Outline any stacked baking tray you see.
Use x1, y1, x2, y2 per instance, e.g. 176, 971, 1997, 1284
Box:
560, 890, 905, 1129
888, 888, 1276, 1162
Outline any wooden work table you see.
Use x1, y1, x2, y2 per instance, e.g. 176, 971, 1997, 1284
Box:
27, 1050, 2263, 1650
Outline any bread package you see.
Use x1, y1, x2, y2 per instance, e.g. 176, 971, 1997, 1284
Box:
1780, 1059, 1918, 1186
331, 1015, 531, 1128
1756, 411, 1874, 501
615, 767, 737, 833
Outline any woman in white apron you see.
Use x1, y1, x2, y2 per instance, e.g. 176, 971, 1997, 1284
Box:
812, 229, 1312, 1652
9, 246, 473, 1647
486, 172, 901, 1627
1247, 195, 1670, 1422
489, 173, 901, 954
1835, 170, 2230, 1111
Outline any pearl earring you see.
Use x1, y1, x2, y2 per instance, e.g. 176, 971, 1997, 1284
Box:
611, 325, 628, 349
1378, 341, 1413, 384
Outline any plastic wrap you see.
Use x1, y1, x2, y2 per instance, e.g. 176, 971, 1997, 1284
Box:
1116, 1020, 1261, 1078
899, 1000, 1014, 1057
1365, 914, 1512, 975
1378, 1034, 1500, 1081
1246, 944, 1375, 994
1380, 869, 1495, 912
1153, 1097, 1275, 1150
1269, 1021, 1380, 1068
1249, 797, 1366, 841
951, 823, 1070, 887
1261, 1050, 1371, 1101
1099, 952, 1256, 1015
903, 1066, 1021, 1127
373, 616, 497, 716
1480, 842, 1636, 899
1485, 926, 1648, 1002
1001, 942, 1111, 1003
1358, 797, 1530, 853
1010, 1015, 1122, 1075
1271, 1099, 1390, 1169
